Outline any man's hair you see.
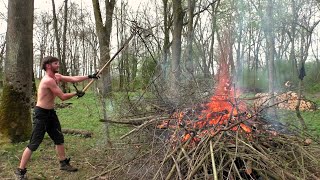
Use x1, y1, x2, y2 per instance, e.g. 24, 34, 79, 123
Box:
41, 56, 59, 70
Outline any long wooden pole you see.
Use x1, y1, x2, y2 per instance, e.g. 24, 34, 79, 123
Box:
82, 31, 137, 92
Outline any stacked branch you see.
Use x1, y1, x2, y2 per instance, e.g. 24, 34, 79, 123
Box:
152, 129, 320, 179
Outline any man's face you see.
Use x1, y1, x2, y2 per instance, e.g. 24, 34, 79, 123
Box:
48, 61, 60, 73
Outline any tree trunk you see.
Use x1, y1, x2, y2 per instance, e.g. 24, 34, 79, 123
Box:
289, 0, 298, 82
52, 0, 69, 92
208, 1, 220, 79
61, 0, 68, 75
235, 0, 244, 84
92, 0, 115, 97
266, 0, 277, 117
162, 0, 170, 84
116, 1, 125, 91
294, 18, 320, 130
0, 0, 34, 143
51, 0, 61, 61
92, 0, 115, 145
170, 0, 184, 104
185, 0, 195, 75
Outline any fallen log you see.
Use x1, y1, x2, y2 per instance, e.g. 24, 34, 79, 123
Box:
62, 128, 93, 138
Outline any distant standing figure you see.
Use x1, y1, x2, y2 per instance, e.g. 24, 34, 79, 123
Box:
15, 56, 99, 180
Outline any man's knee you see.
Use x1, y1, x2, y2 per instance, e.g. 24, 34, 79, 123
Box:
27, 143, 40, 152
53, 135, 64, 145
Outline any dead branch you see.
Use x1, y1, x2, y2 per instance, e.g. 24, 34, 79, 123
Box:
100, 115, 162, 126
120, 116, 171, 139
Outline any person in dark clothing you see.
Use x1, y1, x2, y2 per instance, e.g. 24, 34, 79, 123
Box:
15, 56, 99, 180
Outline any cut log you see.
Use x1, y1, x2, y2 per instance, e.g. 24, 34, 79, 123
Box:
62, 128, 92, 138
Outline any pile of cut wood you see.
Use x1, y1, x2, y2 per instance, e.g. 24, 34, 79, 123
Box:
254, 91, 317, 111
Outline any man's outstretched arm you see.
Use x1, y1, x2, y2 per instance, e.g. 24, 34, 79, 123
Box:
56, 72, 99, 83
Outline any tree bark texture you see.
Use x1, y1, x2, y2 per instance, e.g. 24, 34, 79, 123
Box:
92, 0, 115, 144
266, 0, 276, 116
51, 0, 61, 61
52, 0, 68, 92
185, 0, 195, 75
0, 0, 34, 142
170, 0, 184, 104
161, 0, 171, 88
92, 0, 115, 97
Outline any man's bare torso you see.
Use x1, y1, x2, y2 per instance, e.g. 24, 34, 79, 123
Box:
36, 75, 60, 109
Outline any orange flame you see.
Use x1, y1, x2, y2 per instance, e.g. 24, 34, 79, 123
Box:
158, 34, 253, 145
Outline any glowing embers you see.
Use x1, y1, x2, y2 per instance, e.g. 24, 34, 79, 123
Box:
157, 94, 253, 145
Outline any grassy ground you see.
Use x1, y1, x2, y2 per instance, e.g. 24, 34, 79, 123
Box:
0, 92, 131, 180
0, 91, 320, 179
281, 93, 320, 138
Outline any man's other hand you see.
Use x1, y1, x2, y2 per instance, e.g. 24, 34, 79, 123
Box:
76, 90, 85, 98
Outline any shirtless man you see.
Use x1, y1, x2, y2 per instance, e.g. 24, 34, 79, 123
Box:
15, 56, 99, 180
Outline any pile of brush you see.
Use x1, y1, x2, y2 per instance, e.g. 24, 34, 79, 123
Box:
99, 104, 320, 180
152, 126, 320, 179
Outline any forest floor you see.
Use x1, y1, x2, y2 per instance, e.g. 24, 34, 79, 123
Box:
0, 92, 132, 180
1, 91, 320, 179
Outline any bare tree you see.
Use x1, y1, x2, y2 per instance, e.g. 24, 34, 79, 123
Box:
185, 0, 196, 75
169, 0, 184, 104
92, 0, 116, 143
51, 0, 62, 61
162, 0, 171, 83
51, 0, 69, 92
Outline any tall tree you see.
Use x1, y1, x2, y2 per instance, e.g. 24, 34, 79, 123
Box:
61, 0, 69, 76
288, 0, 298, 82
92, 0, 115, 96
51, 0, 61, 61
92, 0, 115, 142
51, 0, 68, 92
116, 0, 127, 91
235, 0, 244, 84
170, 0, 184, 104
0, 0, 34, 142
185, 0, 195, 75
265, 0, 276, 116
162, 0, 171, 82
295, 8, 320, 130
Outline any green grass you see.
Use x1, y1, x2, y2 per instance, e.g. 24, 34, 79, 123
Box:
277, 95, 320, 138
0, 91, 133, 179
56, 92, 103, 134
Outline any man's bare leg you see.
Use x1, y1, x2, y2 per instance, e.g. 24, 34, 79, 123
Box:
15, 147, 32, 179
56, 144, 78, 172
19, 147, 32, 169
56, 144, 66, 161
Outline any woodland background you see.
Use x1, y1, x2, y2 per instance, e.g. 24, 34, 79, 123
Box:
0, 0, 319, 141
0, 0, 320, 179
0, 0, 319, 142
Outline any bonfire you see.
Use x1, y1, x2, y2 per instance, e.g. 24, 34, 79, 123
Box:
146, 38, 320, 180
92, 35, 320, 180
